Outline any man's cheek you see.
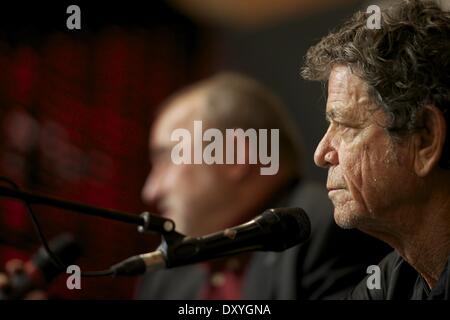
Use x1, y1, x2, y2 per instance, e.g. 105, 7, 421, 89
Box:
344, 178, 371, 215
341, 145, 364, 190
331, 190, 366, 215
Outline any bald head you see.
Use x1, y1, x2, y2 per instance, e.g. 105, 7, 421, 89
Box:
157, 72, 303, 177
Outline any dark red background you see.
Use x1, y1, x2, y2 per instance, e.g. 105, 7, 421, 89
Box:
0, 2, 213, 299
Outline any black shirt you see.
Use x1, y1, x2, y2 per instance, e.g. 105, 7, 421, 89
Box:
349, 251, 450, 300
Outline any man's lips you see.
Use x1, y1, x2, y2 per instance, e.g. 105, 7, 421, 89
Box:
156, 203, 170, 217
327, 187, 346, 192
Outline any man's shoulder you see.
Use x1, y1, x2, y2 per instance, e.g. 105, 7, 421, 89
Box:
375, 250, 405, 281
429, 255, 450, 300
348, 250, 411, 300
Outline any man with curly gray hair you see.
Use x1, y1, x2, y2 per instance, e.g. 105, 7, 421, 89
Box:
302, 0, 450, 299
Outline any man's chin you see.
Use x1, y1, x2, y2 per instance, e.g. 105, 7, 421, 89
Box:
333, 210, 359, 229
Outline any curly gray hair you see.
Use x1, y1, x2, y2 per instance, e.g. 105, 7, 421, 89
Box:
301, 0, 450, 168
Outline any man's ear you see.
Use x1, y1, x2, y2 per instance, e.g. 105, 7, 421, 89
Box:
226, 135, 255, 182
413, 105, 447, 177
227, 162, 252, 182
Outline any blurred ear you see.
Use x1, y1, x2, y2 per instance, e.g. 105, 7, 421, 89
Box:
225, 136, 255, 182
227, 163, 252, 182
413, 105, 446, 177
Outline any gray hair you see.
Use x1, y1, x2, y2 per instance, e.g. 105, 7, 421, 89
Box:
301, 0, 450, 168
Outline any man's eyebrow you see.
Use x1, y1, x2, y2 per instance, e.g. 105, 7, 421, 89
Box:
150, 146, 169, 155
149, 146, 169, 160
326, 107, 366, 127
325, 111, 333, 121
325, 109, 342, 122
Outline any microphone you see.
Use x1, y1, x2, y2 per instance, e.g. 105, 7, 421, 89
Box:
0, 233, 81, 300
111, 207, 310, 276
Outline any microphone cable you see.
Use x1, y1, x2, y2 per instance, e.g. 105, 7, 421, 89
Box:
0, 176, 113, 277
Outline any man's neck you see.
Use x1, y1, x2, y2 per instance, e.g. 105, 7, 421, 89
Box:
370, 192, 450, 289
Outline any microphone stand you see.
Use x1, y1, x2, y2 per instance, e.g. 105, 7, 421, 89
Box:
0, 186, 178, 237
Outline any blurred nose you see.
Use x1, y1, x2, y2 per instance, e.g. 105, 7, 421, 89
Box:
141, 170, 161, 206
314, 128, 339, 168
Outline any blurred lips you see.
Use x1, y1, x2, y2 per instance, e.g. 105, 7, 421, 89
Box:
156, 200, 170, 217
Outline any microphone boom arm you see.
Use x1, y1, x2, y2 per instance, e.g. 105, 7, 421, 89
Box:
0, 186, 176, 235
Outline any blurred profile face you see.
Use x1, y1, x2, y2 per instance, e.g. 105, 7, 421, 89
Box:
141, 92, 238, 237
314, 65, 417, 230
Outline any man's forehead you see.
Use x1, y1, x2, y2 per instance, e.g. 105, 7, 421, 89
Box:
151, 91, 206, 146
327, 66, 367, 100
328, 65, 355, 88
326, 65, 372, 120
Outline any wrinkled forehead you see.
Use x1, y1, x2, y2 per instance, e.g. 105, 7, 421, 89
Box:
326, 65, 375, 122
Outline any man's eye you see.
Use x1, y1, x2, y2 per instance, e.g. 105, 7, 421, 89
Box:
336, 121, 357, 129
326, 118, 358, 131
332, 121, 345, 129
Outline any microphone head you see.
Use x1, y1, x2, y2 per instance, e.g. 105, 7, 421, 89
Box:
30, 233, 81, 283
0, 233, 81, 300
257, 207, 311, 251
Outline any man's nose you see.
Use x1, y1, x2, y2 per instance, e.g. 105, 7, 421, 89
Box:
141, 172, 160, 205
314, 132, 338, 168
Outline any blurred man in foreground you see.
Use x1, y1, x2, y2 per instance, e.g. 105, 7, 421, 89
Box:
137, 72, 389, 299
302, 0, 450, 299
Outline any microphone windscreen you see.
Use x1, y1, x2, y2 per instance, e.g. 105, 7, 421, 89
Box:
30, 233, 81, 285
258, 207, 311, 251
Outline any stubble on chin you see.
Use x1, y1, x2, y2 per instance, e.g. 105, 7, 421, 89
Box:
330, 192, 365, 229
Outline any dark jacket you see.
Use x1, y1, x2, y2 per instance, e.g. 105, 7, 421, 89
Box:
348, 251, 450, 300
